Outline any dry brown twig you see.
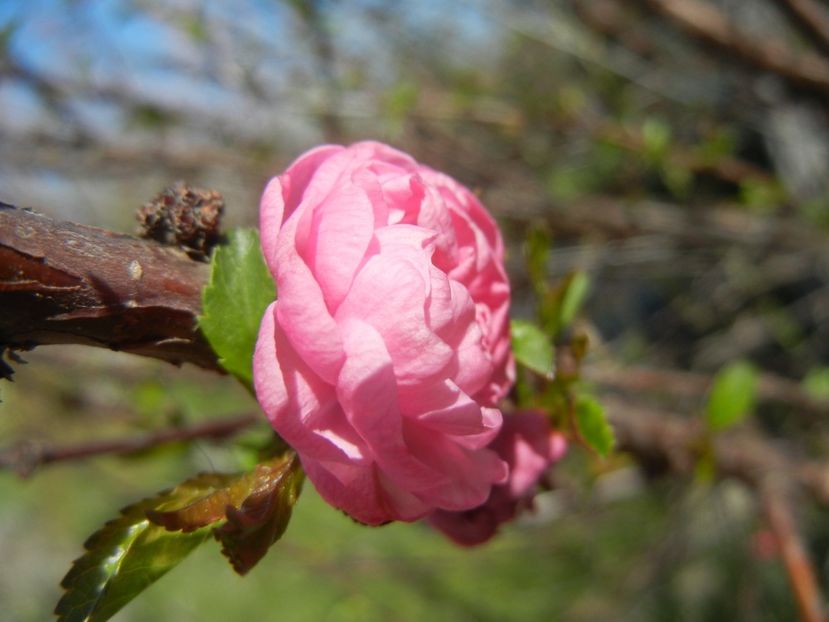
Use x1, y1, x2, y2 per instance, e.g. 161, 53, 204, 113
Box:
762, 483, 827, 622
0, 413, 260, 478
776, 0, 829, 55
644, 0, 829, 95
608, 396, 829, 621
586, 364, 829, 418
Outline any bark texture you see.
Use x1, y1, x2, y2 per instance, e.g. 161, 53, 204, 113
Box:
0, 202, 219, 374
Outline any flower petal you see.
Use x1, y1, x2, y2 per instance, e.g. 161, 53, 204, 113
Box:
302, 458, 430, 525
336, 236, 453, 386
260, 145, 343, 274
337, 318, 447, 491
304, 182, 375, 311
404, 420, 508, 511
254, 302, 367, 464
400, 379, 501, 449
275, 213, 345, 385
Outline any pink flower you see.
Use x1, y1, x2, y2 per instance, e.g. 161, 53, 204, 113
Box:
253, 141, 514, 525
428, 411, 567, 546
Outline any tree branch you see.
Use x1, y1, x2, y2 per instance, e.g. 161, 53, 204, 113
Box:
0, 413, 260, 477
605, 395, 829, 504
776, 0, 829, 56
586, 364, 829, 418
762, 483, 827, 622
0, 202, 220, 374
644, 0, 829, 95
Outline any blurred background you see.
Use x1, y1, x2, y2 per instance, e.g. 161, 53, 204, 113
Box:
2, 0, 829, 620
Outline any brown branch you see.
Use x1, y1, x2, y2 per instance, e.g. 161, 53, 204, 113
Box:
762, 483, 827, 622
574, 0, 657, 58
776, 0, 829, 55
605, 396, 829, 503
594, 120, 772, 185
0, 202, 220, 374
644, 0, 829, 95
0, 413, 260, 477
586, 365, 829, 418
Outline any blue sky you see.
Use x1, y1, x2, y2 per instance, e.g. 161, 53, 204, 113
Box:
0, 0, 504, 147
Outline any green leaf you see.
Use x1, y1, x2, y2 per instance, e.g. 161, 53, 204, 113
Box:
127, 104, 177, 131
56, 451, 304, 621
383, 80, 419, 120
511, 319, 554, 377
148, 453, 295, 534
558, 271, 590, 330
55, 473, 229, 622
575, 395, 614, 458
215, 454, 304, 575
803, 367, 829, 401
705, 361, 758, 431
524, 225, 552, 293
642, 118, 671, 161
148, 452, 303, 576
199, 228, 275, 388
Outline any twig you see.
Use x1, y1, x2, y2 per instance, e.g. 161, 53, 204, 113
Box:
574, 0, 656, 58
644, 0, 829, 95
594, 120, 773, 185
761, 483, 827, 622
502, 193, 829, 255
776, 0, 829, 55
0, 413, 260, 477
586, 365, 829, 418
604, 396, 829, 503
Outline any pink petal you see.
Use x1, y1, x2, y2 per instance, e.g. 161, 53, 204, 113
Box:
415, 177, 458, 266
403, 420, 508, 511
449, 310, 492, 398
275, 218, 345, 385
379, 173, 422, 225
495, 411, 567, 497
259, 177, 285, 278
508, 436, 553, 497
253, 302, 288, 417
302, 181, 375, 311
399, 379, 501, 449
337, 318, 446, 491
349, 140, 419, 170
427, 508, 499, 547
281, 144, 346, 212
302, 458, 430, 525
254, 302, 366, 464
336, 241, 453, 386
260, 145, 342, 274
